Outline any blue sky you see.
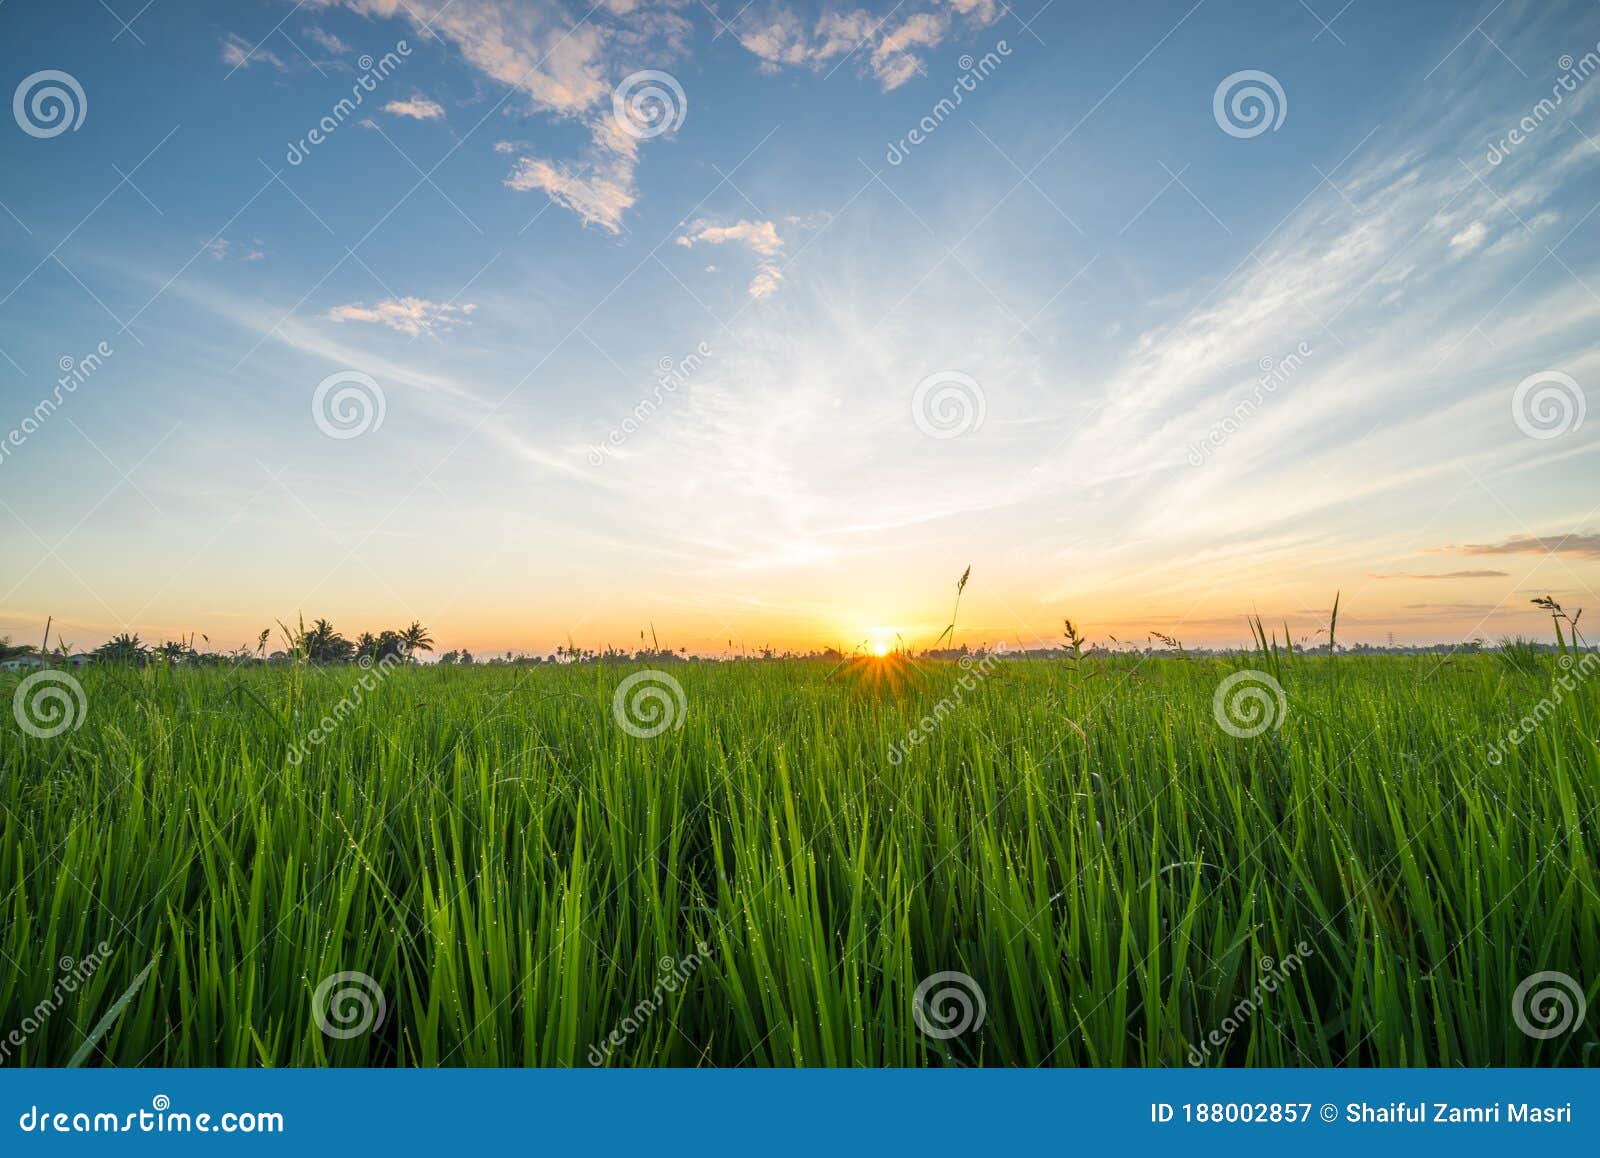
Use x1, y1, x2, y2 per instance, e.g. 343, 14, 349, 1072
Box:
1, 0, 1597, 655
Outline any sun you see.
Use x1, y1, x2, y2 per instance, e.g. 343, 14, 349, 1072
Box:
862, 626, 900, 658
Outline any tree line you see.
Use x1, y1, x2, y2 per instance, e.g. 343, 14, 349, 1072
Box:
0, 618, 438, 667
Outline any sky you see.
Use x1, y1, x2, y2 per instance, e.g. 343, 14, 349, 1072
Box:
1, 0, 1598, 658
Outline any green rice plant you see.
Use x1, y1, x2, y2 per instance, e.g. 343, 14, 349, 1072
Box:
1495, 636, 1544, 676
0, 652, 1595, 1067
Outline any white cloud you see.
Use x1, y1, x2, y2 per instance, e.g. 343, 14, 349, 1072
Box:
736, 19, 804, 70
869, 11, 947, 89
946, 0, 1001, 21
315, 0, 692, 231
305, 25, 351, 55
325, 296, 477, 337
733, 2, 996, 90
384, 95, 446, 120
505, 139, 637, 234
1449, 220, 1489, 253
221, 31, 286, 71
677, 219, 784, 256
738, 9, 870, 71
310, 0, 999, 233
317, 0, 623, 112
677, 219, 786, 297
205, 238, 265, 262
746, 264, 784, 299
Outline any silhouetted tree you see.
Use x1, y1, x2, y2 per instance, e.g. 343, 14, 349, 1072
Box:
0, 637, 37, 662
93, 633, 150, 664
302, 619, 354, 664
401, 621, 434, 660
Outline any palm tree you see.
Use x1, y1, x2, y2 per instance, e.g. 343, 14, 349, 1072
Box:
401, 621, 434, 660
93, 633, 149, 664
155, 639, 193, 663
302, 619, 354, 664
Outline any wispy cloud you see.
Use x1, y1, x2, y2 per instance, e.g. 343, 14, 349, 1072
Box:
317, 0, 691, 232
1036, 14, 1600, 569
735, 2, 1001, 90
1366, 569, 1511, 579
1431, 533, 1600, 558
677, 219, 783, 256
737, 9, 871, 72
1401, 602, 1502, 616
677, 219, 785, 297
868, 12, 947, 89
304, 24, 351, 55
504, 120, 640, 234
221, 31, 286, 72
324, 296, 477, 337
384, 96, 446, 120
1449, 220, 1489, 254
746, 265, 784, 299
205, 237, 265, 262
